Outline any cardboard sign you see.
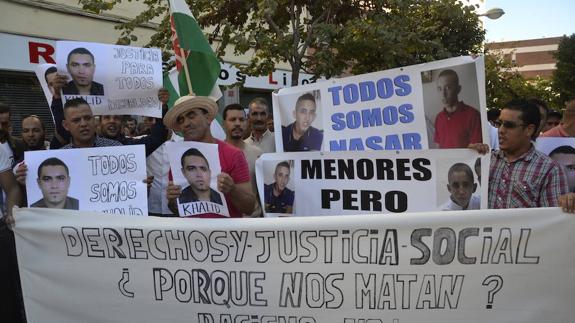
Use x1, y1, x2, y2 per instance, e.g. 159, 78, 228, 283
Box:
273, 56, 488, 152
56, 41, 163, 117
256, 149, 488, 216
25, 145, 148, 215
166, 141, 230, 217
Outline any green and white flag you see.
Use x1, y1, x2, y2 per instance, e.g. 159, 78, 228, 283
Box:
169, 0, 222, 98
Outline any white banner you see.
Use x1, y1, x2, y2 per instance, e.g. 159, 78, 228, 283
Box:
24, 145, 148, 215
56, 41, 163, 117
13, 207, 575, 323
256, 149, 488, 216
273, 56, 488, 152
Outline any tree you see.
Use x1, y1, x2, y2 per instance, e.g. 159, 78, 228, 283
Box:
484, 50, 561, 110
553, 34, 575, 104
80, 0, 484, 86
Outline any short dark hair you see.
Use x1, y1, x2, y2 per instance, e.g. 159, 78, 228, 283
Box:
438, 69, 460, 84
503, 99, 541, 140
180, 148, 209, 169
38, 157, 69, 178
0, 102, 11, 115
67, 47, 95, 64
295, 93, 316, 112
44, 66, 57, 82
275, 161, 290, 174
487, 109, 500, 122
550, 145, 575, 157
223, 104, 245, 120
21, 115, 45, 131
64, 97, 90, 114
527, 97, 548, 115
547, 110, 562, 120
123, 116, 137, 124
248, 97, 269, 113
448, 163, 474, 183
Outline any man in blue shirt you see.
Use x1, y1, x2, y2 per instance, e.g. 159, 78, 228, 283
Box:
282, 93, 323, 152
264, 161, 294, 214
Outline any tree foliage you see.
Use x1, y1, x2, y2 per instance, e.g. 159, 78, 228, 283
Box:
552, 33, 575, 104
80, 0, 484, 86
484, 50, 561, 110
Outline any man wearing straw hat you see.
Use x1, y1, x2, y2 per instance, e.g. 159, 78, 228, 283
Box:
164, 95, 255, 218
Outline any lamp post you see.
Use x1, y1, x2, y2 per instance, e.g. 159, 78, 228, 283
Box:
478, 8, 505, 20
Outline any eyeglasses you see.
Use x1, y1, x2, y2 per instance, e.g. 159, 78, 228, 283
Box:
493, 120, 526, 129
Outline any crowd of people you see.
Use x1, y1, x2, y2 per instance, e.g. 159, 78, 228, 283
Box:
1, 67, 575, 321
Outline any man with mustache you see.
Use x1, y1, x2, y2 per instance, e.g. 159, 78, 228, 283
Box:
20, 115, 49, 152
164, 96, 255, 218
179, 148, 222, 205
245, 97, 276, 153
223, 103, 262, 216
62, 47, 104, 96
31, 158, 78, 210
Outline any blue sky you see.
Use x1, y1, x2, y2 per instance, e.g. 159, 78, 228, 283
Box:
483, 0, 574, 42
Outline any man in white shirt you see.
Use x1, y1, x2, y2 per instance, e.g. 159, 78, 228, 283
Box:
245, 97, 276, 153
223, 103, 263, 217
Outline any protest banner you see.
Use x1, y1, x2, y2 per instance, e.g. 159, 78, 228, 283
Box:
24, 145, 148, 215
273, 56, 488, 152
166, 141, 230, 217
13, 207, 575, 323
256, 149, 488, 217
56, 41, 163, 117
536, 137, 575, 192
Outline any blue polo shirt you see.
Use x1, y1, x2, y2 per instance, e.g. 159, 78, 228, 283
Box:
264, 183, 294, 214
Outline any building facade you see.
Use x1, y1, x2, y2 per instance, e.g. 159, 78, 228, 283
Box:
486, 37, 563, 79
0, 0, 315, 136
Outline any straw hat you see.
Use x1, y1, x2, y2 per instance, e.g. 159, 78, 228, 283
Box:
163, 95, 218, 130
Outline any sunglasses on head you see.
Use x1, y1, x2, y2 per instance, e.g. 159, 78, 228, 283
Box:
493, 120, 526, 129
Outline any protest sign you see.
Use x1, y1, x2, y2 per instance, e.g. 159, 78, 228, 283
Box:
256, 149, 488, 217
56, 41, 163, 117
536, 137, 575, 192
25, 145, 148, 215
166, 141, 230, 217
273, 56, 488, 152
13, 207, 575, 323
34, 63, 57, 107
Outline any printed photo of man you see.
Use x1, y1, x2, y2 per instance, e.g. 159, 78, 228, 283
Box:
179, 148, 223, 205
264, 161, 294, 214
433, 69, 482, 148
282, 92, 323, 152
31, 157, 79, 210
549, 145, 575, 192
44, 66, 58, 97
62, 47, 104, 96
441, 162, 480, 211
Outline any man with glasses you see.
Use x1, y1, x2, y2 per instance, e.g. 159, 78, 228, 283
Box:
31, 157, 78, 210
470, 99, 568, 208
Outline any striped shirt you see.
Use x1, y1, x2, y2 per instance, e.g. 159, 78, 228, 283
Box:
488, 146, 568, 208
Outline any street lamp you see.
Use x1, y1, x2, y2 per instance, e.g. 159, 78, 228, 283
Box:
478, 8, 505, 20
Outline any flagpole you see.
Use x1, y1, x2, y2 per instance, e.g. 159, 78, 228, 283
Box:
179, 47, 195, 96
